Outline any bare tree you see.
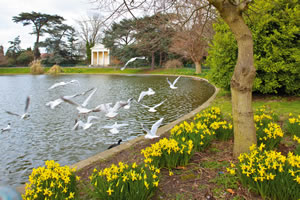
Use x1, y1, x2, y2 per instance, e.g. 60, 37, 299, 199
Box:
76, 13, 104, 62
169, 1, 215, 73
94, 0, 256, 156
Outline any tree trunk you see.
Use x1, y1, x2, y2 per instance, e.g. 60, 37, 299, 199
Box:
211, 1, 257, 157
195, 61, 202, 74
34, 32, 41, 60
151, 51, 155, 70
159, 51, 163, 66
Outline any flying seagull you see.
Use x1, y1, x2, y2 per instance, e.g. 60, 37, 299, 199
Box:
137, 88, 155, 102
61, 88, 101, 114
141, 118, 164, 139
107, 139, 122, 149
103, 122, 128, 134
48, 80, 80, 90
121, 57, 146, 70
123, 98, 133, 110
167, 76, 181, 89
46, 88, 95, 110
72, 116, 99, 130
5, 96, 30, 119
1, 123, 11, 132
97, 101, 128, 118
139, 99, 167, 112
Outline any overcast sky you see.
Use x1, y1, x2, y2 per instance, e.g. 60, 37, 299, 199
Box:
0, 0, 99, 52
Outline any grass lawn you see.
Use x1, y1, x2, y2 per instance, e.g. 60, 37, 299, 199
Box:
211, 90, 300, 120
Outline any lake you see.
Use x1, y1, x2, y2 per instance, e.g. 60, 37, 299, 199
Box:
0, 74, 215, 186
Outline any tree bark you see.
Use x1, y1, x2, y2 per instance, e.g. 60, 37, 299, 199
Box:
151, 51, 155, 70
195, 61, 202, 74
34, 32, 41, 60
210, 0, 257, 156
159, 51, 163, 67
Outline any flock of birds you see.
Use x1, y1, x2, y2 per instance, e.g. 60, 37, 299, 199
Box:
1, 75, 182, 149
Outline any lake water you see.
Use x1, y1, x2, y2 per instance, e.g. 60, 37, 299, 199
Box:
0, 74, 215, 186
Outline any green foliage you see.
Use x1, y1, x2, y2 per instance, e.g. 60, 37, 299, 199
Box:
206, 0, 300, 95
13, 11, 64, 59
102, 18, 139, 63
16, 50, 34, 65
206, 20, 237, 91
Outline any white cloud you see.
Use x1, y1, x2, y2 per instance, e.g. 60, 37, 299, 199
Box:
0, 0, 97, 52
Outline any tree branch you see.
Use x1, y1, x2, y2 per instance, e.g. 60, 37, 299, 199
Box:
182, 4, 210, 26
123, 0, 138, 20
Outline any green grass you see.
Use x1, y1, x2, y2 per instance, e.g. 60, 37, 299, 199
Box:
0, 66, 209, 77
0, 67, 31, 74
200, 161, 229, 170
211, 90, 300, 119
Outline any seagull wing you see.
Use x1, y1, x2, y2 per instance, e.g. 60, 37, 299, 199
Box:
153, 99, 167, 109
24, 96, 30, 113
141, 123, 150, 135
103, 124, 115, 129
82, 88, 97, 107
139, 103, 151, 109
48, 82, 64, 90
121, 57, 140, 70
112, 101, 127, 112
80, 87, 95, 96
115, 123, 128, 128
68, 87, 94, 99
138, 91, 147, 102
95, 104, 107, 113
87, 116, 99, 123
61, 97, 81, 107
5, 111, 21, 117
173, 76, 181, 85
70, 80, 80, 87
72, 121, 84, 130
150, 118, 164, 136
166, 78, 172, 86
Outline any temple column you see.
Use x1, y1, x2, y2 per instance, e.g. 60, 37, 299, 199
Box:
96, 51, 99, 65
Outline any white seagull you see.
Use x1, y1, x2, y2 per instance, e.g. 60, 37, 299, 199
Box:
48, 80, 80, 90
1, 123, 11, 132
137, 88, 155, 102
97, 101, 128, 118
141, 118, 164, 139
72, 116, 99, 130
120, 98, 133, 110
121, 56, 146, 70
167, 76, 181, 89
103, 122, 128, 134
5, 96, 30, 119
139, 99, 167, 112
46, 88, 94, 109
61, 88, 101, 114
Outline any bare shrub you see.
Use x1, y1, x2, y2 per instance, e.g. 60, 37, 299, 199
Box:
164, 59, 183, 69
29, 60, 44, 74
48, 64, 63, 75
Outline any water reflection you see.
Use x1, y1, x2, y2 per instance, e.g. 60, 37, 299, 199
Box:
0, 74, 215, 186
